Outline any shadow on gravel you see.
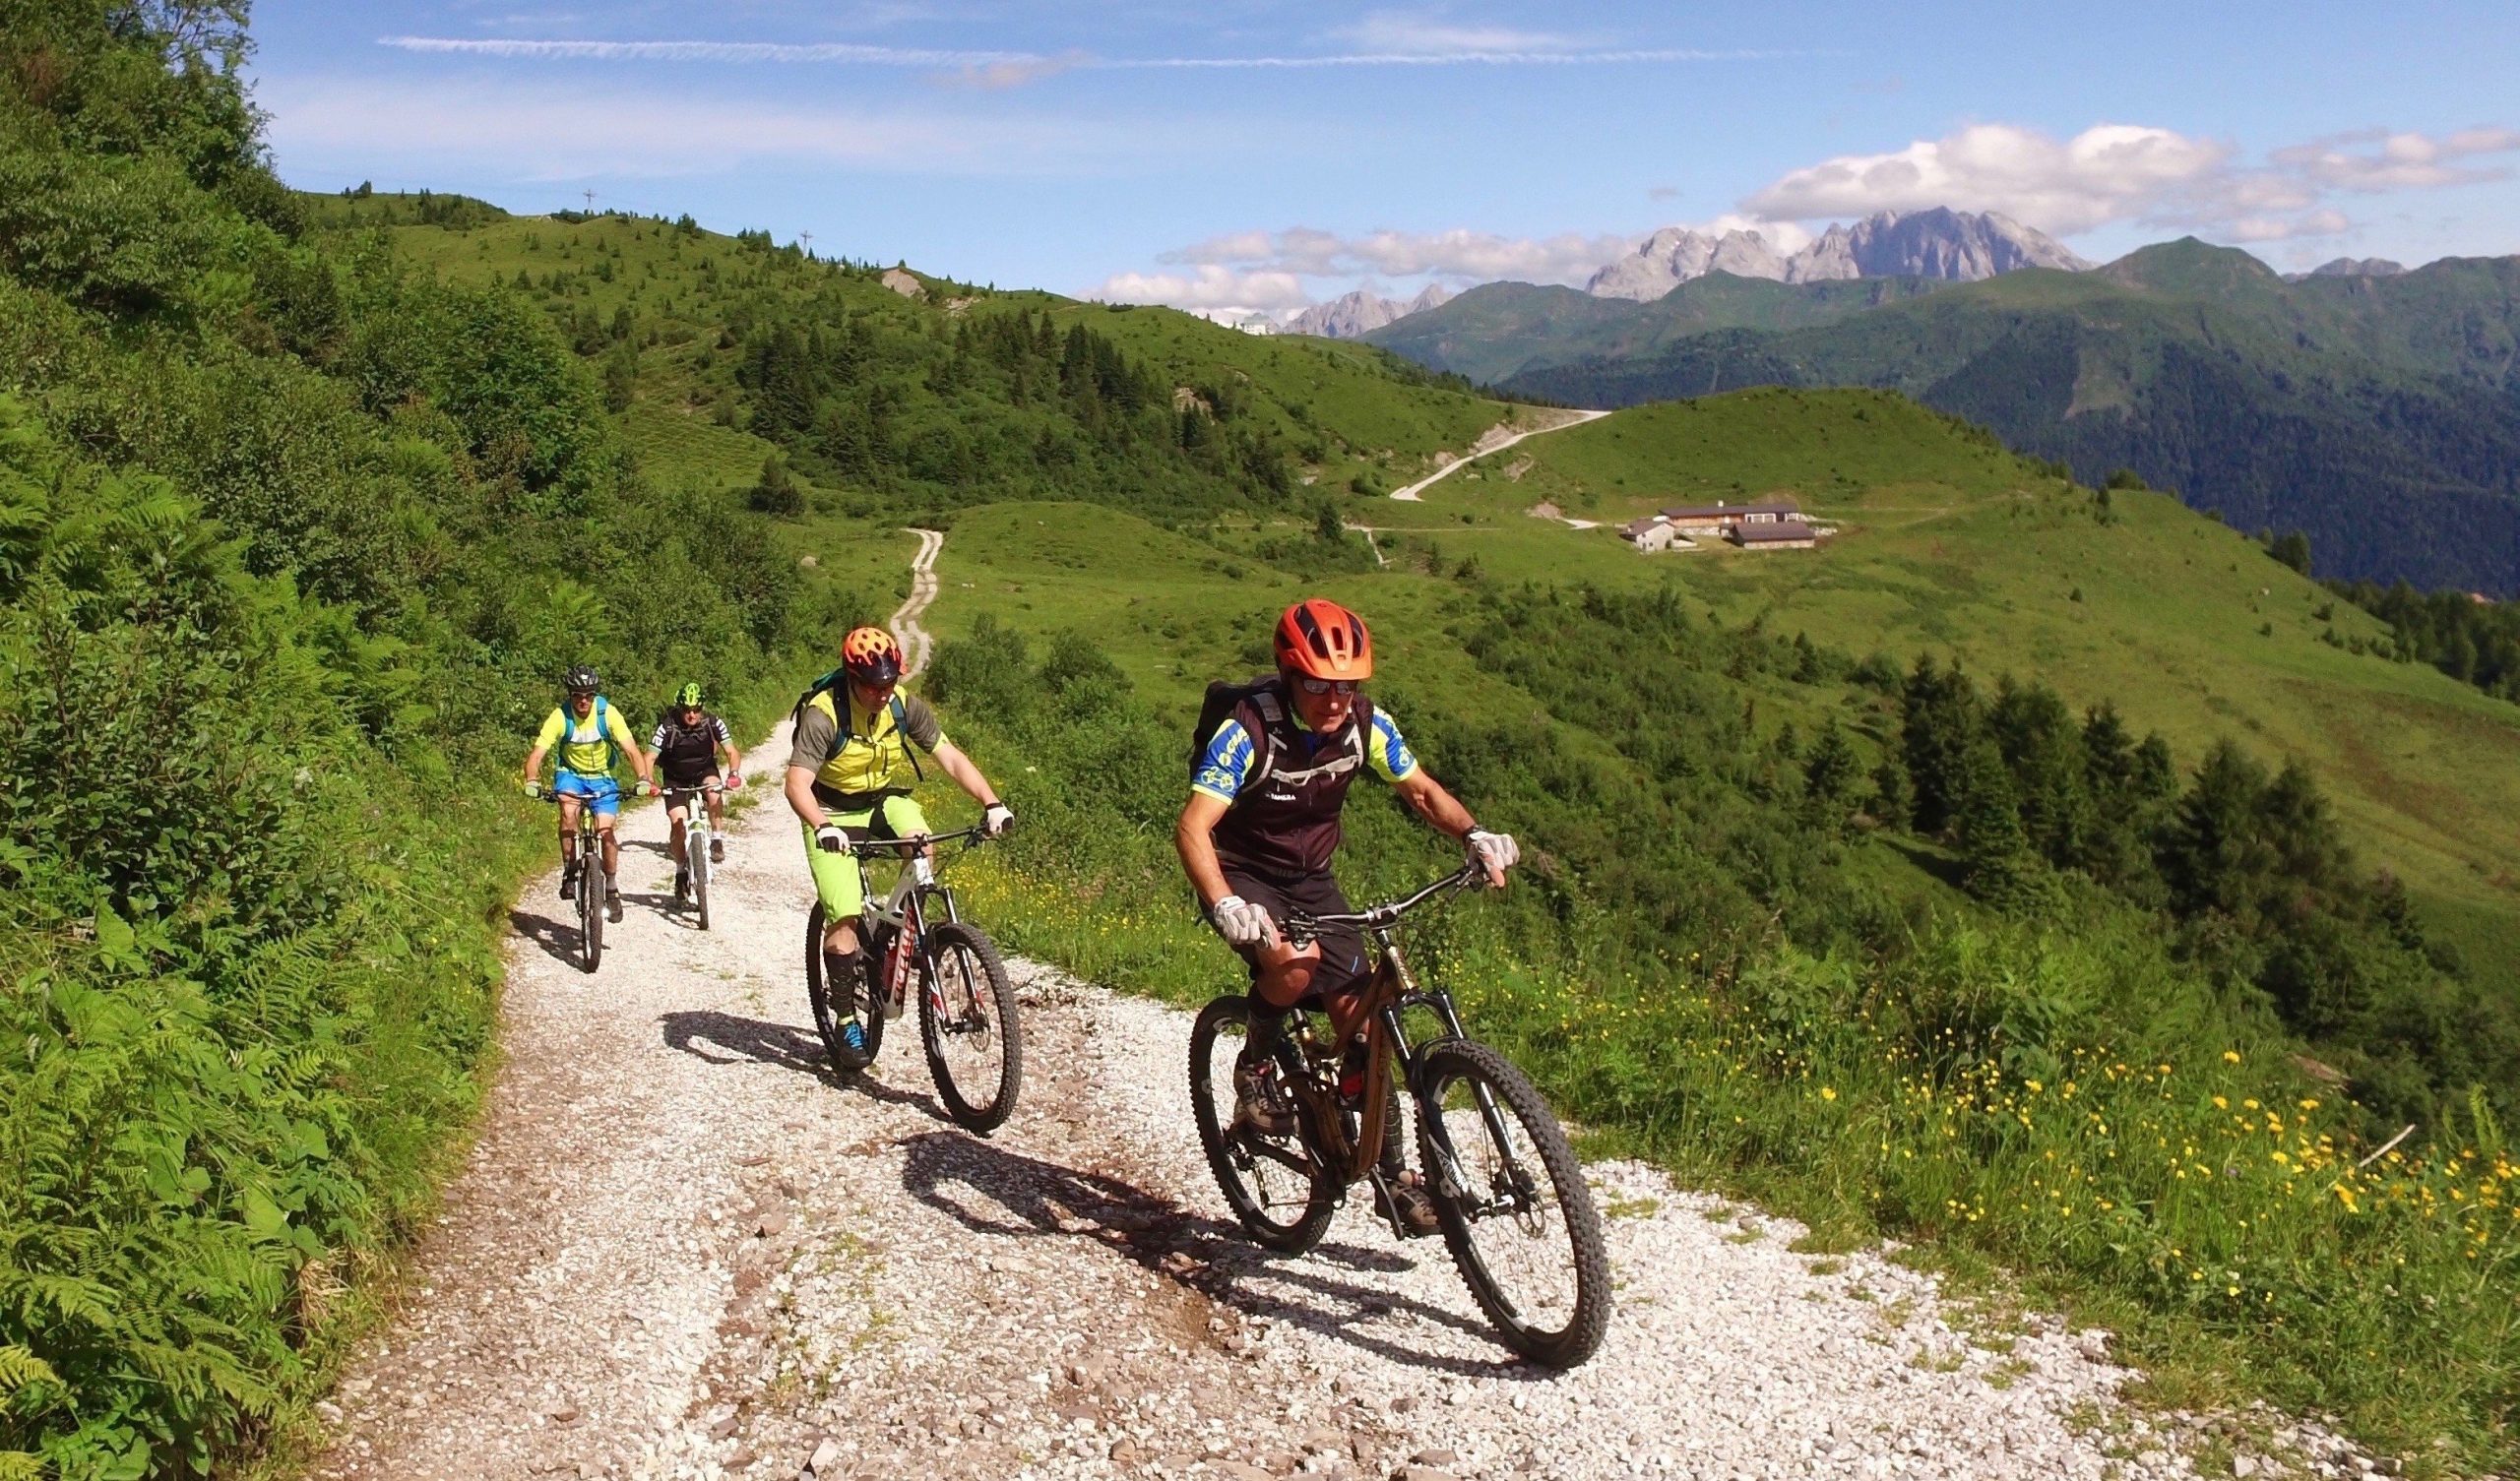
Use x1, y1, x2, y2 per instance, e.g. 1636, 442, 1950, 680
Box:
899, 1131, 1541, 1381
660, 1010, 953, 1123
507, 907, 583, 967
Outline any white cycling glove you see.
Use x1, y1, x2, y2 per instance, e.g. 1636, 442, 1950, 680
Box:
815, 824, 847, 854
1466, 829, 1520, 874
983, 803, 1015, 836
1210, 895, 1280, 950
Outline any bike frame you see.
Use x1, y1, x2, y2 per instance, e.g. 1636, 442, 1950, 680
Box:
1272, 864, 1541, 1227
848, 827, 984, 1014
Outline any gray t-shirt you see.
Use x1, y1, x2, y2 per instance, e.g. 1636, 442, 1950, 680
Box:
788, 690, 944, 788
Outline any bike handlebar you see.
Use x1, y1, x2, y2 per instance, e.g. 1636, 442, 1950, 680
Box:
1283, 859, 1486, 944
844, 825, 994, 856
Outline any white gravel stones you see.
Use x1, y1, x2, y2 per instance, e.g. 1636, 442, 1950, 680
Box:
308, 722, 2380, 1481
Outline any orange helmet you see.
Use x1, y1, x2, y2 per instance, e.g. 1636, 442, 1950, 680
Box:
1273, 598, 1373, 682
841, 625, 903, 685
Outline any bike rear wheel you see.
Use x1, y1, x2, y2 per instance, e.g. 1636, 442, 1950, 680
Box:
916, 921, 1022, 1133
804, 903, 882, 1072
1417, 1038, 1609, 1368
1188, 996, 1335, 1254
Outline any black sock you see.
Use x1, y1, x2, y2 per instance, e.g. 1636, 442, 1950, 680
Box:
1241, 999, 1289, 1067
825, 949, 863, 989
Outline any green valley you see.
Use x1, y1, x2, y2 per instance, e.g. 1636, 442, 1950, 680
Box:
1369, 246, 2520, 596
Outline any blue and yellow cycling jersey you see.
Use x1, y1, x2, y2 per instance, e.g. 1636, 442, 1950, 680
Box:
1192, 705, 1417, 804
536, 698, 641, 777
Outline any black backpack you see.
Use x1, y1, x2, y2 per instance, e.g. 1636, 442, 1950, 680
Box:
1187, 675, 1370, 785
792, 667, 926, 782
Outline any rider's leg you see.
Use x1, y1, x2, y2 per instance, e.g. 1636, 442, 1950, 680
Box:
556, 793, 585, 897
707, 789, 726, 860
803, 807, 878, 1037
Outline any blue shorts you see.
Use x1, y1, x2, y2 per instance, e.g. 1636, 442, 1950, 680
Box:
553, 771, 622, 820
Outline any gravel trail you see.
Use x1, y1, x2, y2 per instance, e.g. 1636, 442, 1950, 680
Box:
891, 528, 944, 678
304, 732, 2299, 1481
1390, 410, 1609, 503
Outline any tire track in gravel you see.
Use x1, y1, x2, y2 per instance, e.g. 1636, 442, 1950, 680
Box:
308, 720, 2288, 1481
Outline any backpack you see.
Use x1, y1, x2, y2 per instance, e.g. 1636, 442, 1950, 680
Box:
1188, 675, 1370, 790
559, 696, 622, 774
792, 668, 927, 782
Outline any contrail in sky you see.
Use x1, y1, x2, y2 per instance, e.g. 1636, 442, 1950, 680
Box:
375, 36, 1812, 70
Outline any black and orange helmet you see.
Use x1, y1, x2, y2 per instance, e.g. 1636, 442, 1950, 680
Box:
1273, 598, 1372, 682
841, 626, 903, 686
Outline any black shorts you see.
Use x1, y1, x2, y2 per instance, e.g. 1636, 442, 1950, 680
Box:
1218, 863, 1370, 1000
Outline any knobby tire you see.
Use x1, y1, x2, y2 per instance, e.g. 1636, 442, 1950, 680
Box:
804, 903, 882, 1073
915, 921, 1023, 1134
1188, 996, 1335, 1254
1416, 1038, 1609, 1368
690, 829, 712, 932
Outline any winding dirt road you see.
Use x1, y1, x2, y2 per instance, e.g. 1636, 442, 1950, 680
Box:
1390, 410, 1610, 503
891, 528, 944, 679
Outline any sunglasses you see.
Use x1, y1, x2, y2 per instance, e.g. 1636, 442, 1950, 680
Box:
1295, 678, 1360, 696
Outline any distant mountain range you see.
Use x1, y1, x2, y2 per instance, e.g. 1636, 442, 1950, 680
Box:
1366, 240, 2520, 593
1282, 282, 1453, 339
1585, 208, 2090, 301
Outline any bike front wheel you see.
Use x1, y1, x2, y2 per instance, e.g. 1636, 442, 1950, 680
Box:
1188, 996, 1335, 1254
579, 856, 603, 973
689, 830, 712, 932
804, 903, 882, 1072
916, 921, 1022, 1133
1417, 1038, 1610, 1368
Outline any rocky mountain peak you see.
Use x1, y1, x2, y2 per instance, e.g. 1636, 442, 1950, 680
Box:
1284, 282, 1454, 339
1584, 208, 2091, 300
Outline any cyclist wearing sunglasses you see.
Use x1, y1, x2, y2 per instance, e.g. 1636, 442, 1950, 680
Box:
1176, 598, 1517, 1225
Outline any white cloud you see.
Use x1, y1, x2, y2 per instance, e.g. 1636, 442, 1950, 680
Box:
1743, 123, 2230, 235
1738, 121, 2520, 245
1159, 225, 1629, 285
377, 35, 1034, 66
1088, 265, 1309, 315
2269, 127, 2520, 192
263, 77, 1172, 180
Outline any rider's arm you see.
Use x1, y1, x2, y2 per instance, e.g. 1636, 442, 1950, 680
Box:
1175, 791, 1235, 911
785, 764, 827, 828
714, 716, 743, 780
927, 740, 1000, 809
602, 705, 652, 786
522, 745, 548, 785
785, 704, 839, 826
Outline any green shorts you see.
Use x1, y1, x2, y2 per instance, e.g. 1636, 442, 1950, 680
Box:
801, 794, 930, 921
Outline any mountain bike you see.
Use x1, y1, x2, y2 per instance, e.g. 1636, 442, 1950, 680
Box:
1187, 861, 1611, 1368
536, 784, 611, 973
662, 778, 728, 931
801, 827, 1023, 1133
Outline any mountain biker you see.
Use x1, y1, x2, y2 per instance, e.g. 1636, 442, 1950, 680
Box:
654, 681, 745, 897
1175, 598, 1518, 1234
785, 625, 1014, 1053
522, 664, 657, 923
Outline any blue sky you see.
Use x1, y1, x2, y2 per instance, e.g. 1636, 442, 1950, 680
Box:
253, 1, 2520, 317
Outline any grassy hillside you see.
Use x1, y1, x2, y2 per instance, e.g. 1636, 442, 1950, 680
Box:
1372, 244, 2520, 595
1412, 388, 2520, 983
314, 199, 1509, 510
